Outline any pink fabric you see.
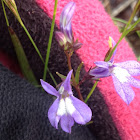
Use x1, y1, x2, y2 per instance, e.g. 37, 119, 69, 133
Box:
36, 0, 140, 139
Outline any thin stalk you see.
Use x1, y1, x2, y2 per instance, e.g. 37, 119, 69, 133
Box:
22, 25, 44, 63
112, 17, 127, 24
43, 0, 58, 81
122, 0, 140, 33
85, 81, 98, 103
65, 52, 84, 101
1, 0, 9, 26
48, 68, 57, 86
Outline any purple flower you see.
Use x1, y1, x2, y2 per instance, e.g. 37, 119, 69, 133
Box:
59, 2, 75, 43
40, 70, 92, 133
89, 37, 140, 105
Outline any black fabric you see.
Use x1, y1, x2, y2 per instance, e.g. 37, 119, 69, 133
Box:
0, 0, 121, 139
0, 64, 95, 140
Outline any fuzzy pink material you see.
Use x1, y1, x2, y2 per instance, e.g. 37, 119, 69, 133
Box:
36, 0, 140, 139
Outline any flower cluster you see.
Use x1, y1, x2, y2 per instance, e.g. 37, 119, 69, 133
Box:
41, 2, 140, 134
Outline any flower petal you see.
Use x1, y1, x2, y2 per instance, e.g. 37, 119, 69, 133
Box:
116, 60, 140, 69
111, 66, 130, 83
60, 2, 75, 43
60, 2, 75, 29
57, 98, 67, 116
48, 98, 60, 129
60, 114, 74, 133
116, 61, 140, 76
112, 75, 135, 105
63, 22, 73, 43
70, 96, 92, 124
94, 61, 110, 68
110, 36, 116, 47
40, 79, 59, 97
89, 67, 111, 78
108, 37, 116, 62
61, 70, 73, 94
129, 77, 140, 88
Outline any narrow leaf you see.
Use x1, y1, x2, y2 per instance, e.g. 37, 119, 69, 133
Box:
56, 72, 66, 80
43, 0, 58, 80
75, 62, 84, 84
8, 27, 38, 85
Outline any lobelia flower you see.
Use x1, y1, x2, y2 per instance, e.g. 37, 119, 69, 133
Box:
89, 37, 140, 105
40, 70, 92, 133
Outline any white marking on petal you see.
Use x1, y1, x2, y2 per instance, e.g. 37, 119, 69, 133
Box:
108, 61, 113, 66
112, 67, 130, 83
65, 97, 76, 115
59, 86, 64, 94
57, 99, 66, 116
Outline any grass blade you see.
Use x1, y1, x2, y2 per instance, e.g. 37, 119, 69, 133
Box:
8, 27, 38, 85
43, 0, 58, 81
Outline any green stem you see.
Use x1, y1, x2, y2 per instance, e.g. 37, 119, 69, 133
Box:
112, 17, 127, 24
43, 0, 58, 81
22, 25, 44, 63
123, 0, 140, 33
66, 52, 84, 101
48, 68, 57, 86
1, 0, 9, 26
85, 81, 98, 103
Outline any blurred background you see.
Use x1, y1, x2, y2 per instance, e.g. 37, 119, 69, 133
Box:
100, 0, 140, 60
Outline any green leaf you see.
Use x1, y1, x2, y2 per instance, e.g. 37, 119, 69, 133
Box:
112, 17, 128, 24
75, 62, 84, 84
8, 27, 38, 85
86, 121, 93, 125
56, 72, 66, 80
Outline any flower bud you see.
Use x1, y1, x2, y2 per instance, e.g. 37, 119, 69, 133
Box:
4, 0, 23, 25
60, 2, 76, 43
73, 42, 82, 50
55, 31, 67, 47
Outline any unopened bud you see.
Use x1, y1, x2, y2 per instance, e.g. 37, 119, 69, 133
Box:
55, 31, 67, 47
4, 0, 23, 25
73, 42, 82, 50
